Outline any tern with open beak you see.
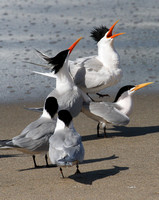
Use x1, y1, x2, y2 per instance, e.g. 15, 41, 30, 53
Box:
29, 21, 125, 96
69, 20, 125, 94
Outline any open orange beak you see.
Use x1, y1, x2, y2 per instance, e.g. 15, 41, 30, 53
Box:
131, 82, 154, 92
68, 37, 83, 54
107, 20, 125, 39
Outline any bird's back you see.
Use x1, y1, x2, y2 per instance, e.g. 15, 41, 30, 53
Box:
49, 127, 84, 166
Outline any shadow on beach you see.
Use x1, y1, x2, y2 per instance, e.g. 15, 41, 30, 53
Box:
82, 154, 118, 165
0, 154, 22, 158
18, 164, 57, 172
18, 154, 118, 171
68, 166, 129, 185
110, 125, 159, 137
82, 125, 159, 141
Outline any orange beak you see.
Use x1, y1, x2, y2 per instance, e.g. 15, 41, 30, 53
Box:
68, 37, 83, 54
107, 20, 125, 39
131, 82, 154, 92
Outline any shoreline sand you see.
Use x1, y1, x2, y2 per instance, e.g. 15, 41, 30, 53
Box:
0, 93, 159, 200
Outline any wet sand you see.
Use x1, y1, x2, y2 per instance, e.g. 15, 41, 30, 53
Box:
0, 94, 159, 200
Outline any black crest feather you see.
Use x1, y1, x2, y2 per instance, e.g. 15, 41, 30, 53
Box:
113, 85, 135, 102
90, 26, 109, 42
58, 110, 72, 127
45, 49, 69, 74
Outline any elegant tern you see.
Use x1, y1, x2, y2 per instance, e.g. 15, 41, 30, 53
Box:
35, 37, 90, 118
0, 97, 58, 168
68, 20, 125, 94
28, 21, 125, 95
82, 82, 153, 137
49, 110, 84, 178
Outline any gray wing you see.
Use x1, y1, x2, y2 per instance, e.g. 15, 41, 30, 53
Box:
47, 88, 84, 118
69, 57, 106, 90
25, 118, 56, 139
49, 128, 80, 149
63, 128, 81, 147
57, 143, 84, 166
11, 118, 56, 152
49, 128, 84, 165
82, 101, 130, 126
17, 117, 46, 137
63, 129, 84, 163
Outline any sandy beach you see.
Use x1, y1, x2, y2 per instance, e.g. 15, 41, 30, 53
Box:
0, 94, 159, 200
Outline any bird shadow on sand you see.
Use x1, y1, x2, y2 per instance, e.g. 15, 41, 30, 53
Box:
18, 164, 57, 172
82, 133, 105, 142
0, 154, 23, 158
82, 125, 159, 141
82, 154, 118, 165
68, 166, 129, 185
18, 155, 118, 172
109, 125, 159, 137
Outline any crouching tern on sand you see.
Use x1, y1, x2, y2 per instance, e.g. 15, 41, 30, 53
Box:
82, 82, 153, 137
49, 110, 84, 178
0, 97, 58, 168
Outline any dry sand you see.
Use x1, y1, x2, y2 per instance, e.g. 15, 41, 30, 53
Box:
0, 94, 159, 200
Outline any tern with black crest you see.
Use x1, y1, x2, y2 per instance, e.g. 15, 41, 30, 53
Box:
82, 82, 153, 137
69, 20, 125, 94
49, 110, 84, 178
35, 37, 90, 118
0, 97, 58, 168
29, 21, 125, 95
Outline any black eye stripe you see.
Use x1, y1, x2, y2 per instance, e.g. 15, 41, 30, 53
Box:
114, 85, 134, 102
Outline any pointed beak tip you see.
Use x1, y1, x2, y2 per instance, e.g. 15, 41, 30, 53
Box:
111, 32, 126, 39
107, 20, 125, 39
68, 37, 83, 54
79, 36, 84, 40
134, 82, 154, 91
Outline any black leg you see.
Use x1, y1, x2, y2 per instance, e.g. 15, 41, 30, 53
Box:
45, 154, 49, 167
32, 155, 38, 168
104, 125, 107, 137
75, 164, 81, 174
60, 167, 64, 178
96, 93, 110, 98
97, 123, 100, 137
86, 93, 95, 102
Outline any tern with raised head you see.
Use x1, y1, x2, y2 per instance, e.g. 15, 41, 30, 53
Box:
29, 21, 124, 95
49, 110, 84, 178
35, 37, 90, 118
0, 97, 58, 168
69, 20, 125, 94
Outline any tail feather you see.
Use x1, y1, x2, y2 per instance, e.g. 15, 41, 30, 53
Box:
34, 49, 51, 62
24, 106, 43, 113
23, 61, 50, 69
32, 71, 56, 78
0, 139, 14, 150
57, 157, 77, 167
